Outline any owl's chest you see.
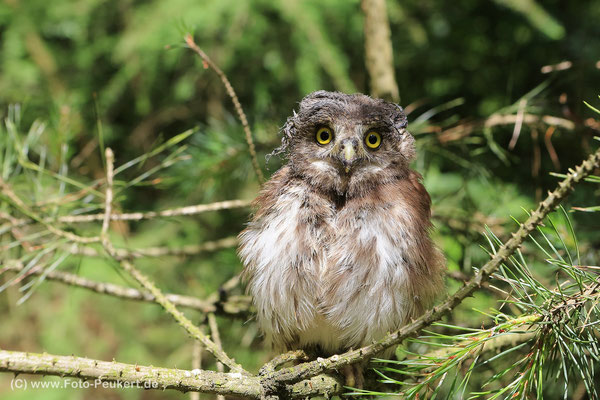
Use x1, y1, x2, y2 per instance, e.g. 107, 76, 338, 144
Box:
277, 194, 412, 283
239, 186, 419, 349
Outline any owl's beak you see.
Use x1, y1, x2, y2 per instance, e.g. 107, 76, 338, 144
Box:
339, 139, 358, 173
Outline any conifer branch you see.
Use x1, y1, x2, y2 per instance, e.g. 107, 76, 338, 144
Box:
268, 145, 600, 385
184, 34, 265, 184
99, 148, 248, 375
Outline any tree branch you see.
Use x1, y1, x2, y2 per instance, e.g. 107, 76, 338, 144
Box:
70, 236, 237, 258
361, 0, 399, 102
57, 199, 252, 223
184, 34, 264, 184
1, 261, 251, 316
1, 200, 251, 231
0, 350, 343, 399
100, 148, 114, 242
0, 350, 260, 397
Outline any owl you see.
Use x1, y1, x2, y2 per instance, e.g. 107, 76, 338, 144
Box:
238, 91, 445, 386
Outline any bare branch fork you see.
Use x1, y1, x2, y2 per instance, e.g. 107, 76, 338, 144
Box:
1, 145, 598, 398
99, 149, 248, 375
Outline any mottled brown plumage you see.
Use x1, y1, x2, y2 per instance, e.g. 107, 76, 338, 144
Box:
238, 91, 445, 384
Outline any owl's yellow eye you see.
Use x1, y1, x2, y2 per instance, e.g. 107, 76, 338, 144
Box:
315, 127, 333, 145
364, 131, 382, 149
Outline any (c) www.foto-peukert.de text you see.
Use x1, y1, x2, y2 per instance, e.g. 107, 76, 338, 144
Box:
10, 377, 159, 390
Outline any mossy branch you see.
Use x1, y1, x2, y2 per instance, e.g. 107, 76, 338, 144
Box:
0, 350, 343, 399
0, 350, 260, 397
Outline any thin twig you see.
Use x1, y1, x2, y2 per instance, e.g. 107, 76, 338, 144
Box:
259, 351, 309, 376
190, 338, 203, 400
544, 125, 561, 170
1, 261, 251, 315
70, 236, 238, 259
508, 98, 527, 149
1, 200, 251, 230
438, 113, 575, 143
58, 199, 252, 223
268, 145, 600, 384
486, 113, 575, 130
208, 313, 226, 400
184, 33, 264, 184
34, 180, 103, 207
101, 148, 114, 242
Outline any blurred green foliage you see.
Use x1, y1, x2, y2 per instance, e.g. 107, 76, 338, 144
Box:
0, 0, 599, 398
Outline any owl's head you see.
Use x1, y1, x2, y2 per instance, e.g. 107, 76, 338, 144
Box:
277, 90, 416, 197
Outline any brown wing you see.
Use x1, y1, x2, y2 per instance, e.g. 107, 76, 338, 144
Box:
401, 169, 445, 317
407, 169, 432, 219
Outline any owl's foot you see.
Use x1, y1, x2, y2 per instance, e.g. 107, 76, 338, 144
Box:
342, 364, 364, 389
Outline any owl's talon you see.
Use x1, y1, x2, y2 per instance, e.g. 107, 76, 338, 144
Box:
342, 365, 356, 388
353, 364, 365, 389
342, 364, 364, 389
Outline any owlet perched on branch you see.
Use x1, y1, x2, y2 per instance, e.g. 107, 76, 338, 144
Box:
238, 91, 445, 385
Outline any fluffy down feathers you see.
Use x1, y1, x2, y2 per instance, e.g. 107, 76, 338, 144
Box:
238, 91, 445, 357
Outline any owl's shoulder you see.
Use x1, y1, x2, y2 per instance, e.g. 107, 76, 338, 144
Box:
250, 166, 295, 218
398, 169, 432, 219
